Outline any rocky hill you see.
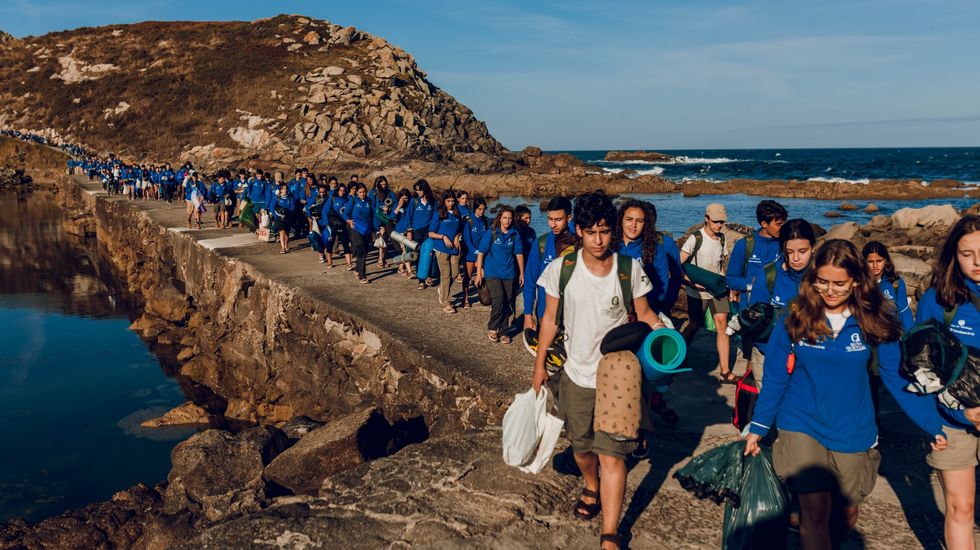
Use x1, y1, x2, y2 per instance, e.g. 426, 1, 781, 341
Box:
0, 15, 511, 172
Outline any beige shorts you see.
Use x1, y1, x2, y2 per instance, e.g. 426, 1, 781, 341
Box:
927, 426, 980, 471
557, 374, 637, 461
773, 430, 880, 506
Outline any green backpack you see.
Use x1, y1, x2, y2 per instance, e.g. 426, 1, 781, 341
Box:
556, 251, 635, 329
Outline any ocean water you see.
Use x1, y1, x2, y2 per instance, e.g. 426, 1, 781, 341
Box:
0, 194, 193, 523
561, 148, 980, 184
494, 193, 976, 239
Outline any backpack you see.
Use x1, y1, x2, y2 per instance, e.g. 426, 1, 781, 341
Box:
733, 370, 759, 431
539, 232, 576, 258
555, 252, 636, 331
741, 233, 756, 275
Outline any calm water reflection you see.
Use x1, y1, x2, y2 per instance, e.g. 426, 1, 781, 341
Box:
0, 193, 194, 522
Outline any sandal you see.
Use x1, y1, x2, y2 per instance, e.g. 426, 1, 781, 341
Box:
443, 305, 457, 314
346, 264, 355, 271
359, 278, 370, 284
500, 334, 511, 344
719, 371, 738, 385
418, 282, 426, 290
488, 330, 499, 342
462, 301, 471, 309
599, 533, 622, 549
573, 487, 601, 520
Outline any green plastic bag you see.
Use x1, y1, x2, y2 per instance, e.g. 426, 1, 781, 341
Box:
674, 441, 745, 506
722, 448, 788, 550
705, 308, 717, 333
239, 199, 256, 231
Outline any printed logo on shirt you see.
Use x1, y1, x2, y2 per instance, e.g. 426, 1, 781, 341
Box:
883, 289, 894, 299
612, 296, 621, 307
845, 332, 867, 353
798, 340, 826, 350
951, 319, 976, 338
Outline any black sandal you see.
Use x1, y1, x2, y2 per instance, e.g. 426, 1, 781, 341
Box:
599, 533, 622, 549
719, 370, 739, 385
573, 487, 601, 520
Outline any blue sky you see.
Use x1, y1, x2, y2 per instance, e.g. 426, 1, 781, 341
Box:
3, 0, 980, 150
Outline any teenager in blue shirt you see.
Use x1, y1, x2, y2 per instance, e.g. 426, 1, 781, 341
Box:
743, 219, 815, 388
392, 188, 415, 278
613, 200, 677, 434
184, 173, 208, 230
409, 180, 436, 289
346, 183, 376, 283
248, 171, 273, 215
523, 197, 575, 331
324, 184, 353, 270
270, 183, 295, 254
727, 200, 787, 378
914, 215, 980, 550
462, 198, 490, 309
305, 181, 331, 264
474, 205, 525, 342
428, 190, 463, 312
745, 239, 947, 549
371, 176, 396, 269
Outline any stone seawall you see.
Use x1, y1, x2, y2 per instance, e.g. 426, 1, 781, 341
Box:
58, 174, 503, 435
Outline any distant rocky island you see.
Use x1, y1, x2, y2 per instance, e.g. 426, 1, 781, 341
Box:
604, 150, 674, 162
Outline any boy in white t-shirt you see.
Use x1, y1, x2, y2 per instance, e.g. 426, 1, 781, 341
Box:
680, 203, 730, 375
532, 191, 664, 550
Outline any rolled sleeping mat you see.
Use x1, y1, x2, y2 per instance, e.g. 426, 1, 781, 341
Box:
683, 263, 729, 299
391, 250, 419, 264
638, 328, 690, 383
594, 350, 642, 441
600, 321, 653, 355
416, 238, 436, 280
390, 230, 419, 251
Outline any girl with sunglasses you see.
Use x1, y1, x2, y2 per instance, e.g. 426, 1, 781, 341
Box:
745, 239, 946, 549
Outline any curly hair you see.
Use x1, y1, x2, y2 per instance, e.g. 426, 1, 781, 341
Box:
786, 239, 899, 346
613, 199, 659, 265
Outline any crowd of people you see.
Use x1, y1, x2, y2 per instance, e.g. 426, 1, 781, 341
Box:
4, 128, 974, 549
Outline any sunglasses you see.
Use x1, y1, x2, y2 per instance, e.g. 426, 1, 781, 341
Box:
707, 218, 726, 225
813, 280, 853, 296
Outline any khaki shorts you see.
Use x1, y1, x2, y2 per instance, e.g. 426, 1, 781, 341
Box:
773, 430, 880, 506
691, 295, 730, 315
927, 426, 980, 471
557, 374, 638, 461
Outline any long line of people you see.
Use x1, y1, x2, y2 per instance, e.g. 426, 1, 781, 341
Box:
18, 127, 977, 549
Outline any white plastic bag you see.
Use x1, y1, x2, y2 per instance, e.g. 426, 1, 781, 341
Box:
502, 388, 545, 467
519, 407, 563, 474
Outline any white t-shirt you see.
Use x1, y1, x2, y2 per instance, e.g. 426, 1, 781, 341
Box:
681, 228, 727, 299
539, 252, 653, 389
826, 308, 851, 338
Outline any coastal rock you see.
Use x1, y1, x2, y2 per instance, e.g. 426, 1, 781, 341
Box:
825, 222, 860, 242
145, 283, 191, 322
278, 416, 325, 442
892, 204, 960, 229
824, 211, 843, 218
164, 426, 289, 521
961, 203, 980, 217
141, 402, 210, 428
839, 202, 858, 211
864, 203, 879, 214
891, 253, 932, 279
604, 150, 673, 162
264, 408, 392, 496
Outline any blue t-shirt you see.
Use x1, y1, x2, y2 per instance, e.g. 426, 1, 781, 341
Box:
464, 216, 490, 263
478, 227, 525, 279
726, 231, 782, 307
618, 238, 670, 309
750, 313, 945, 452
409, 198, 435, 233
428, 212, 463, 255
347, 196, 375, 235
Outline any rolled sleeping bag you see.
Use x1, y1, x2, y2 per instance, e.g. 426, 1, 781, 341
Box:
638, 328, 690, 383
390, 230, 419, 251
391, 250, 419, 264
600, 321, 653, 355
683, 263, 729, 298
594, 351, 642, 441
